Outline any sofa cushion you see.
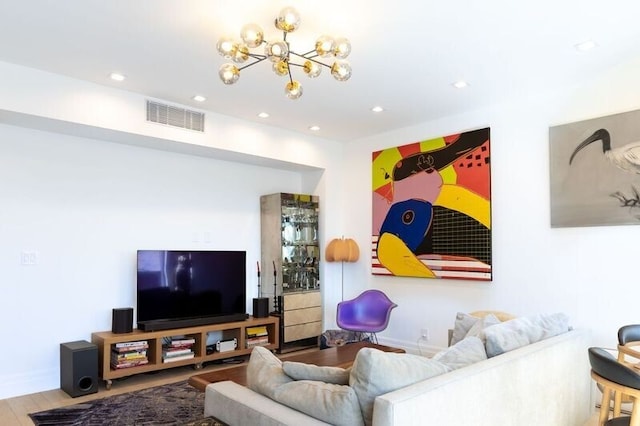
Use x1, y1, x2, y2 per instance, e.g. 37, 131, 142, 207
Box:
274, 380, 364, 426
464, 313, 500, 342
484, 312, 570, 357
450, 312, 479, 346
350, 348, 451, 426
246, 346, 293, 399
432, 336, 487, 370
283, 361, 350, 385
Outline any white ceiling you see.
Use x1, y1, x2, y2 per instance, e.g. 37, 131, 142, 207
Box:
1, 0, 640, 142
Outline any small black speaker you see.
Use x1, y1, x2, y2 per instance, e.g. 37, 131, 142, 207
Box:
60, 340, 98, 398
253, 297, 270, 318
112, 307, 133, 334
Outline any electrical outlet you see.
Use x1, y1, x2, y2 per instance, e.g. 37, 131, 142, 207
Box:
420, 328, 429, 340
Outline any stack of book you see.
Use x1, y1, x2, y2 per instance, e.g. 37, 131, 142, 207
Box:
111, 340, 149, 369
246, 325, 270, 349
162, 337, 195, 363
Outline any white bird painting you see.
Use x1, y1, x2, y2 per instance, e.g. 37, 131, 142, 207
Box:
569, 128, 640, 174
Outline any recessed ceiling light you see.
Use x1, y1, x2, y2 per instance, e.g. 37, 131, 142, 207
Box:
309, 125, 320, 131
192, 95, 206, 102
371, 106, 384, 113
452, 80, 469, 89
109, 72, 125, 82
574, 39, 598, 52
257, 112, 270, 119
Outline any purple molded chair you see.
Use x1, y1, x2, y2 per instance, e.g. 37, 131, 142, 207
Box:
336, 289, 397, 344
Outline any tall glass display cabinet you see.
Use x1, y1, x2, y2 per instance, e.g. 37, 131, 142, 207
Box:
260, 193, 321, 353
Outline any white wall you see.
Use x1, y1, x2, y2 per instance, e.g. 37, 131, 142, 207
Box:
342, 56, 640, 354
0, 61, 345, 399
0, 124, 304, 398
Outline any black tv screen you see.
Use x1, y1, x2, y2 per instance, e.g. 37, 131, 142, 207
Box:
136, 250, 247, 331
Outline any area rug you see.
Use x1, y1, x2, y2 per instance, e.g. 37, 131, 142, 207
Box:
29, 380, 227, 425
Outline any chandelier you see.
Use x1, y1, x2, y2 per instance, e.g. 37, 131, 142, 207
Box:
216, 6, 352, 100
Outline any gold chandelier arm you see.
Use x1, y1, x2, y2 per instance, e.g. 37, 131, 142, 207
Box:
237, 54, 267, 71
289, 51, 332, 69
298, 49, 318, 57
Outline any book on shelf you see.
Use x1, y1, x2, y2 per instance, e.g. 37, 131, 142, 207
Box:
246, 326, 268, 337
112, 350, 147, 360
113, 344, 149, 353
162, 348, 193, 357
115, 340, 148, 348
111, 359, 149, 369
246, 335, 270, 348
168, 337, 196, 346
162, 353, 195, 363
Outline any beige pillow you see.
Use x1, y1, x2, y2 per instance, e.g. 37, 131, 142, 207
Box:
283, 361, 350, 385
246, 346, 292, 400
274, 380, 364, 426
469, 310, 516, 322
349, 348, 451, 426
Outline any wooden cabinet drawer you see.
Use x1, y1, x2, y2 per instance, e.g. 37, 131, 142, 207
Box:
284, 307, 322, 327
283, 291, 321, 310
284, 321, 322, 343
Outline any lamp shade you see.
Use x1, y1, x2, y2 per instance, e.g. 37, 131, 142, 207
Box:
325, 237, 359, 262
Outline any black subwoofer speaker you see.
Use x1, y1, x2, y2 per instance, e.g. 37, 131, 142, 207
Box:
112, 307, 133, 333
60, 340, 98, 398
253, 297, 270, 318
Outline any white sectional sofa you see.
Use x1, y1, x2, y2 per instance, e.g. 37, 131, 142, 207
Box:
204, 328, 592, 425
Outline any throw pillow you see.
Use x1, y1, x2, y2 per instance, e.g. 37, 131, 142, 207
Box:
283, 361, 350, 385
274, 380, 364, 426
450, 312, 479, 346
350, 348, 451, 426
484, 312, 570, 357
432, 336, 487, 370
246, 346, 293, 400
464, 313, 500, 342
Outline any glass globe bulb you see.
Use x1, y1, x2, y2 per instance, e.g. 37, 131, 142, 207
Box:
275, 7, 300, 32
265, 41, 289, 62
331, 60, 352, 81
315, 35, 335, 58
232, 44, 249, 63
285, 80, 303, 100
273, 60, 289, 76
219, 63, 240, 84
303, 60, 322, 78
216, 37, 238, 58
240, 23, 264, 48
334, 37, 351, 59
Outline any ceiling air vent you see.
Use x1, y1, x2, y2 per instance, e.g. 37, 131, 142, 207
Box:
146, 100, 205, 132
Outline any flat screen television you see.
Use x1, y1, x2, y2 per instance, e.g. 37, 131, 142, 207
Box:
136, 250, 248, 331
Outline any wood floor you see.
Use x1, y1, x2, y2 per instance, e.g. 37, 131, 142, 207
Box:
0, 356, 606, 426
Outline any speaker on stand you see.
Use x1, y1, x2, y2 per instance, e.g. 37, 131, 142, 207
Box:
60, 340, 98, 398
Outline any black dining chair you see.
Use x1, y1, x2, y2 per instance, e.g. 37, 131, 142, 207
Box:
588, 347, 640, 426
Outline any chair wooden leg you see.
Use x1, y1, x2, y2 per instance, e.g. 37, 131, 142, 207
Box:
630, 399, 640, 426
599, 387, 612, 426
614, 390, 623, 417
